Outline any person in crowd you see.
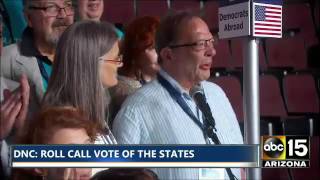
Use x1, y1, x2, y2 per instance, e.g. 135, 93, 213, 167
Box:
42, 20, 122, 145
1, 0, 27, 45
109, 16, 160, 123
0, 74, 29, 141
1, 14, 30, 178
1, 1, 74, 174
12, 106, 99, 180
75, 0, 123, 110
113, 11, 244, 179
91, 168, 159, 180
1, 14, 29, 138
0, 74, 30, 179
76, 0, 103, 21
75, 0, 124, 38
1, 0, 74, 102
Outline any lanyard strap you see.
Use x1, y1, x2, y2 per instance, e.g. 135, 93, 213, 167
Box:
36, 56, 51, 83
139, 73, 147, 85
157, 74, 205, 131
158, 74, 237, 180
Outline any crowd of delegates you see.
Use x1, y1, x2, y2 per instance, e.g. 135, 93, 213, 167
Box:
1, 0, 243, 179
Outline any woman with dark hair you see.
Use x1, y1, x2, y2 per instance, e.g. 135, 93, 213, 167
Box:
109, 16, 160, 122
42, 20, 122, 144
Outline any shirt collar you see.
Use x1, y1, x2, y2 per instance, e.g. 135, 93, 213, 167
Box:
158, 69, 192, 100
19, 27, 42, 57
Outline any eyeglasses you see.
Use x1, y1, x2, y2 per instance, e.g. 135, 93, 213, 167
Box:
99, 55, 123, 65
169, 37, 217, 51
29, 3, 74, 17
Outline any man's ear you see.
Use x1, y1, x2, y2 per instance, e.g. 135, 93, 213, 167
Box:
160, 47, 174, 63
24, 11, 33, 28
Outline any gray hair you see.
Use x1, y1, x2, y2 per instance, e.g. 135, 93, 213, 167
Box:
42, 20, 118, 132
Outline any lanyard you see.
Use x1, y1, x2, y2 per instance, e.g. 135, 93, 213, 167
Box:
36, 56, 51, 84
139, 73, 147, 85
139, 79, 147, 85
157, 74, 205, 132
157, 74, 237, 180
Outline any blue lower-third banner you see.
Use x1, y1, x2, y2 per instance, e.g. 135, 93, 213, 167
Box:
11, 145, 259, 168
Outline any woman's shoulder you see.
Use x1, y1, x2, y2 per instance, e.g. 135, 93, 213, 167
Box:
111, 76, 142, 96
119, 76, 142, 89
95, 133, 117, 145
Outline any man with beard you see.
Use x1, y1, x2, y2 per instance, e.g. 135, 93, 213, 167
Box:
1, 0, 74, 103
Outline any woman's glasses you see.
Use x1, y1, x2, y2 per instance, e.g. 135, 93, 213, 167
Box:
99, 55, 123, 65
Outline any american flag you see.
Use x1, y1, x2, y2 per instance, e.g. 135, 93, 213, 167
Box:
253, 3, 282, 38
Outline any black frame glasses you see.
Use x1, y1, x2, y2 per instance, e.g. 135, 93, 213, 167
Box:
169, 37, 217, 51
29, 3, 74, 17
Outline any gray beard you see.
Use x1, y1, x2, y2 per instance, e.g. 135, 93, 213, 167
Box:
45, 32, 60, 48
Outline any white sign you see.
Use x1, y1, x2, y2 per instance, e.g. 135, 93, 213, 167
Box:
218, 2, 250, 39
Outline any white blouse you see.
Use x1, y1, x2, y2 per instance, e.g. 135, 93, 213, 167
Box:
91, 132, 117, 176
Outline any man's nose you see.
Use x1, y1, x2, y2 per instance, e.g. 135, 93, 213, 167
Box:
56, 8, 67, 19
205, 46, 216, 57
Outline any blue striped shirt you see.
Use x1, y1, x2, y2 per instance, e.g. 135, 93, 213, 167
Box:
113, 70, 243, 179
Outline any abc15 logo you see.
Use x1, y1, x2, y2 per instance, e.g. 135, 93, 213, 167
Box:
261, 136, 310, 160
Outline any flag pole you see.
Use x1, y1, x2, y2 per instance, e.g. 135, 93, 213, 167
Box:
243, 1, 261, 179
244, 37, 261, 180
